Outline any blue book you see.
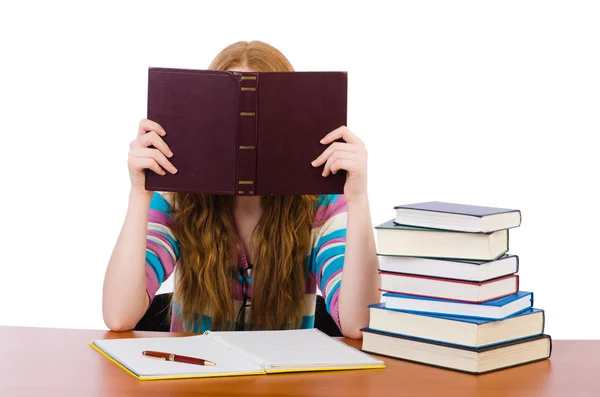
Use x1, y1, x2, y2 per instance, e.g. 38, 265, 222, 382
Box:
368, 303, 545, 348
383, 291, 533, 320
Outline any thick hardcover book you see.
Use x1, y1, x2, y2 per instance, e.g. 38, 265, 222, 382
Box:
379, 272, 519, 303
382, 291, 533, 320
367, 304, 544, 348
361, 329, 551, 374
374, 220, 509, 261
377, 254, 519, 282
393, 201, 522, 233
144, 67, 348, 196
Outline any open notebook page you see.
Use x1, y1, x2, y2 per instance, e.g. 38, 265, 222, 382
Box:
91, 335, 264, 379
207, 328, 385, 370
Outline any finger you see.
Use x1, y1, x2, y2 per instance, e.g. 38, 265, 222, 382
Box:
131, 148, 178, 174
128, 157, 166, 175
320, 126, 363, 146
311, 142, 360, 167
330, 158, 362, 175
322, 151, 360, 177
131, 131, 173, 157
139, 119, 166, 137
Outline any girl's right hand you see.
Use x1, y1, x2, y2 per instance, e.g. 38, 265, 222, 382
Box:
128, 119, 178, 195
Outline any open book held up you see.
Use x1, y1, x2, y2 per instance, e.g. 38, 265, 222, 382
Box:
144, 67, 348, 196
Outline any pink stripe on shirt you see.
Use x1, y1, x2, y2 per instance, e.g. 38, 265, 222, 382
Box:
146, 240, 175, 275
145, 264, 160, 301
148, 209, 171, 226
147, 230, 175, 253
314, 197, 347, 223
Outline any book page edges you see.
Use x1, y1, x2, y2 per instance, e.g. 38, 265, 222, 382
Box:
264, 363, 386, 374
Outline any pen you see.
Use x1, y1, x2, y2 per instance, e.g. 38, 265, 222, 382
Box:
142, 350, 216, 366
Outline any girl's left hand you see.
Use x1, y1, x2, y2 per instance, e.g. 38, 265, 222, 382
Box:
311, 126, 368, 204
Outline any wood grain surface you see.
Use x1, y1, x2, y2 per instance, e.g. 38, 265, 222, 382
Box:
1, 326, 599, 397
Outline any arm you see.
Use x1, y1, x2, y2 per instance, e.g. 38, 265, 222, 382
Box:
102, 119, 179, 331
102, 192, 153, 331
338, 197, 380, 338
312, 126, 381, 339
313, 195, 380, 339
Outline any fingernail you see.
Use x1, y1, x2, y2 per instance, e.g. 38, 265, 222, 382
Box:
168, 151, 174, 157
172, 168, 178, 173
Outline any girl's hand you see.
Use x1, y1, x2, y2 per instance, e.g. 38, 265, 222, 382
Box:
311, 126, 368, 204
128, 119, 177, 195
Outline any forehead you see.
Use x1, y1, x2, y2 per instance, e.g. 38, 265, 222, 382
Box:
227, 66, 255, 73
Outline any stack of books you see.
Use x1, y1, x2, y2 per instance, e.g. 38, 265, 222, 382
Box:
361, 201, 552, 374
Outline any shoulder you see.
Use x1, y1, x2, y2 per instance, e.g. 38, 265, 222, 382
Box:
314, 194, 348, 221
314, 194, 348, 219
150, 191, 176, 213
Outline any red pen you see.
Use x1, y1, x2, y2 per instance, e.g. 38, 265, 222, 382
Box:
142, 350, 216, 366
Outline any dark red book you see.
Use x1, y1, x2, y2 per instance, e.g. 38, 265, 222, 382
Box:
144, 67, 348, 195
379, 272, 519, 303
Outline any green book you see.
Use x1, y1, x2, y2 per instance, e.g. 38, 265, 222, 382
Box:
375, 220, 509, 261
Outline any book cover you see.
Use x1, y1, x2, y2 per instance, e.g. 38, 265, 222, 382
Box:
367, 304, 545, 349
393, 201, 522, 233
369, 303, 541, 326
394, 201, 521, 218
361, 328, 552, 374
382, 291, 534, 319
376, 254, 519, 282
145, 67, 348, 196
379, 272, 519, 303
374, 220, 510, 261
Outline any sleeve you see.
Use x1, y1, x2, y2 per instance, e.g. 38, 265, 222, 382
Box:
145, 191, 180, 301
312, 194, 348, 330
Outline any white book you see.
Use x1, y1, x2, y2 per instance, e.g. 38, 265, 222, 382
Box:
367, 304, 545, 348
362, 329, 551, 374
380, 272, 519, 303
382, 291, 533, 320
378, 254, 519, 282
375, 220, 509, 261
393, 201, 521, 233
90, 328, 385, 380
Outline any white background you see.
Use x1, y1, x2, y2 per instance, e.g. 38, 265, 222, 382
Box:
1, 0, 598, 338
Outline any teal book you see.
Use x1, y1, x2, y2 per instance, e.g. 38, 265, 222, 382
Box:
367, 303, 544, 348
382, 291, 533, 320
361, 328, 551, 374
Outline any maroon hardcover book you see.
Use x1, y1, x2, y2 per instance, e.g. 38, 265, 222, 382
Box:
144, 67, 348, 195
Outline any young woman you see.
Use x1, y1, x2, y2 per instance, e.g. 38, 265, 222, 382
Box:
102, 40, 380, 339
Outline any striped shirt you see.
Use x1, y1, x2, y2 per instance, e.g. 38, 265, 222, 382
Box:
145, 192, 348, 333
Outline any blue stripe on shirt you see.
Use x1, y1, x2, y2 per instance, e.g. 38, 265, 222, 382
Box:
146, 251, 165, 283
150, 192, 172, 215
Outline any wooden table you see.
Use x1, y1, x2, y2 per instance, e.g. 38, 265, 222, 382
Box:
0, 326, 599, 397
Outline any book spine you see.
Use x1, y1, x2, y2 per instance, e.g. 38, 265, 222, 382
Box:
236, 72, 259, 195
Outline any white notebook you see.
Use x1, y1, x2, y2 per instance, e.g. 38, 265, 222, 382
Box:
90, 328, 385, 380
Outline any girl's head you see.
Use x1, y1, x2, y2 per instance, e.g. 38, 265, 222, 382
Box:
207, 40, 294, 73
171, 41, 323, 332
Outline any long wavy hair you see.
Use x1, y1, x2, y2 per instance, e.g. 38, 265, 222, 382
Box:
170, 41, 323, 331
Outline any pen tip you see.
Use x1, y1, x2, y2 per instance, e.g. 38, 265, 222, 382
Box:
205, 361, 216, 366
